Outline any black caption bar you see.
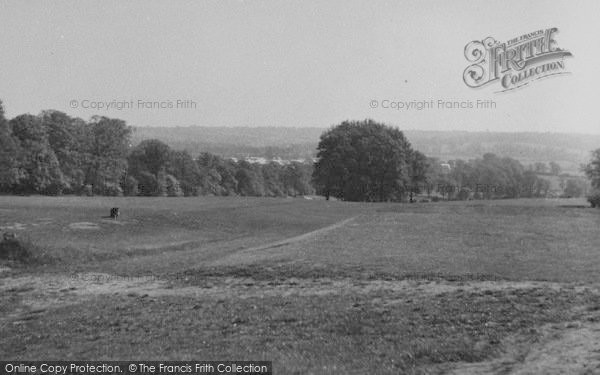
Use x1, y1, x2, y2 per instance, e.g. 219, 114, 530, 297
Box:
0, 362, 272, 375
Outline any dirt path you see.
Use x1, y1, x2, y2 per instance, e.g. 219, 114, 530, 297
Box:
207, 216, 359, 266
446, 321, 600, 374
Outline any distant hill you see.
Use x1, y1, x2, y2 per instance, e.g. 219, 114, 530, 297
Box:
132, 126, 600, 175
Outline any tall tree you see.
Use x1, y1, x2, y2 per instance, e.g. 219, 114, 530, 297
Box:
167, 150, 201, 196
564, 179, 585, 198
549, 161, 561, 176
86, 116, 132, 194
584, 149, 600, 189
534, 162, 548, 174
40, 110, 86, 193
127, 139, 172, 196
313, 119, 413, 202
284, 162, 313, 196
235, 161, 264, 196
128, 139, 172, 177
407, 150, 429, 201
261, 163, 285, 197
0, 101, 22, 191
9, 114, 65, 194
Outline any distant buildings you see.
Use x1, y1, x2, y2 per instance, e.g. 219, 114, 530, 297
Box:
228, 156, 313, 165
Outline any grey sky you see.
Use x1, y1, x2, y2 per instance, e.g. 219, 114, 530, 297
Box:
1, 0, 598, 133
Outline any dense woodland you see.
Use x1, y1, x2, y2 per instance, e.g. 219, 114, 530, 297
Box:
0, 103, 313, 197
0, 102, 596, 201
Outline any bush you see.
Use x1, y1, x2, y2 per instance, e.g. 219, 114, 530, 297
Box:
83, 184, 94, 196
137, 172, 161, 196
0, 237, 33, 262
588, 189, 600, 208
457, 187, 472, 201
165, 174, 184, 197
102, 182, 123, 197
121, 176, 139, 196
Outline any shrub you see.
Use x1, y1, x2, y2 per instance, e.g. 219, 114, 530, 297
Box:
121, 175, 139, 196
0, 236, 33, 262
588, 189, 600, 208
457, 187, 472, 201
83, 184, 94, 196
137, 172, 161, 196
165, 174, 184, 197
102, 182, 123, 197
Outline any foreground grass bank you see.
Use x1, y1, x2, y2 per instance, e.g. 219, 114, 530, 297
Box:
1, 196, 599, 374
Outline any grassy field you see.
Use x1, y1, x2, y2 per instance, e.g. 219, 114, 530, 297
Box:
1, 196, 600, 374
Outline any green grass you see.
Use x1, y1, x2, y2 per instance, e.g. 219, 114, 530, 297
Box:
194, 198, 600, 283
0, 195, 373, 273
1, 196, 599, 373
3, 283, 598, 374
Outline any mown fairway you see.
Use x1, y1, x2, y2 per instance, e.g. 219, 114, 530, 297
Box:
1, 196, 600, 374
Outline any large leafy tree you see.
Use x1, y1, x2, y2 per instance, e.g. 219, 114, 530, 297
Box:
85, 116, 132, 195
313, 119, 414, 202
9, 114, 65, 194
235, 161, 265, 196
127, 139, 172, 196
261, 163, 285, 197
407, 150, 429, 201
584, 149, 600, 189
283, 162, 314, 196
167, 150, 202, 196
40, 110, 86, 193
0, 101, 22, 191
196, 152, 227, 195
128, 139, 172, 177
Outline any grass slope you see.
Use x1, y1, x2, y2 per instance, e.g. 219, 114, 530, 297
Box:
1, 196, 599, 374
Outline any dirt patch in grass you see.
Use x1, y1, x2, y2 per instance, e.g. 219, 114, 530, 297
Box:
445, 321, 600, 374
99, 219, 137, 226
68, 222, 100, 230
0, 223, 27, 231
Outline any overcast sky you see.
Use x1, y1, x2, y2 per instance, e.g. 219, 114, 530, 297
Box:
1, 0, 598, 133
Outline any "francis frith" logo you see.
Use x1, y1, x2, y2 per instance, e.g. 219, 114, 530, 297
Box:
463, 28, 572, 92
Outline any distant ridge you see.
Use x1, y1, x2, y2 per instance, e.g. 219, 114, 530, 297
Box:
132, 126, 600, 174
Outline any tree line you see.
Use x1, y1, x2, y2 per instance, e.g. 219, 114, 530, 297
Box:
0, 102, 312, 197
423, 154, 555, 200
133, 126, 600, 176
1, 104, 597, 203
310, 120, 571, 202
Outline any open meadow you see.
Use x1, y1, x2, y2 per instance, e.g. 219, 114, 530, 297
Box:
1, 196, 600, 374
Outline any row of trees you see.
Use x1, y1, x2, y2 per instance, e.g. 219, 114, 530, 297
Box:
425, 154, 556, 200
2, 104, 598, 203
0, 102, 312, 197
0, 105, 131, 195
311, 120, 584, 202
529, 161, 562, 176
126, 139, 313, 197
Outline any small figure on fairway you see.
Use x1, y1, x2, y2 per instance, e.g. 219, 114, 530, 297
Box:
110, 207, 120, 220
